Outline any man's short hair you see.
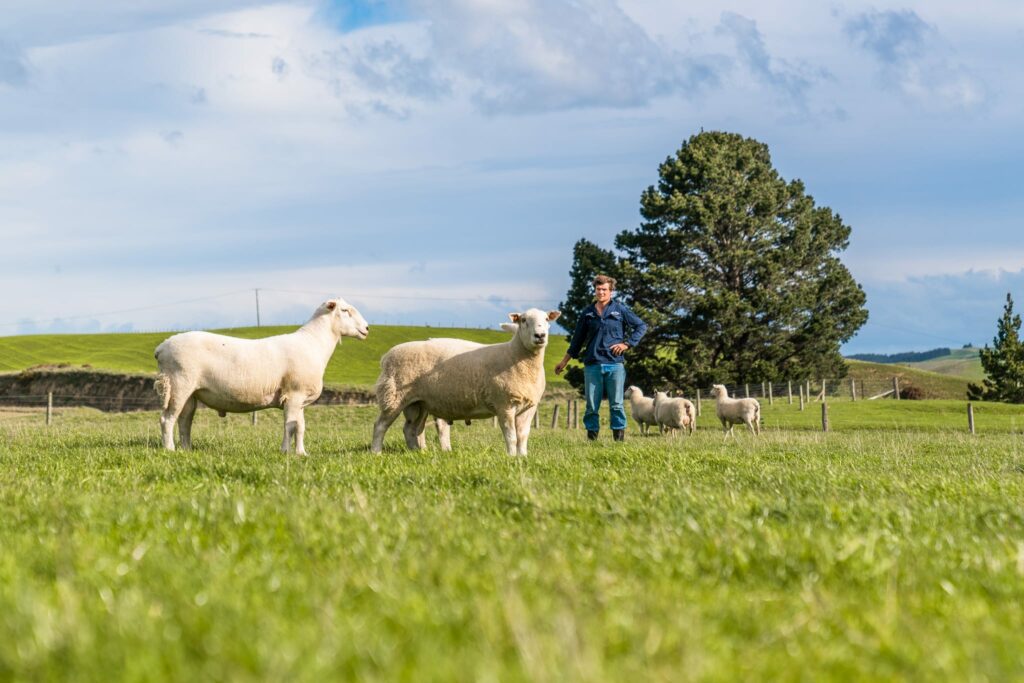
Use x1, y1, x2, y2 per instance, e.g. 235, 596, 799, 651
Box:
593, 274, 616, 290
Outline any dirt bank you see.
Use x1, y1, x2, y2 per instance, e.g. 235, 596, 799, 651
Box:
0, 366, 375, 412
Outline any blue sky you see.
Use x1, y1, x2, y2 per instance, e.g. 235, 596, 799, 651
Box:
1, 0, 1022, 352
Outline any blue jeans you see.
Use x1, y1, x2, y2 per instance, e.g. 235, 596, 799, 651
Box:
583, 363, 627, 432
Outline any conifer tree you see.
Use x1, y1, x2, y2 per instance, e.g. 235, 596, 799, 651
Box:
968, 293, 1024, 403
562, 131, 868, 391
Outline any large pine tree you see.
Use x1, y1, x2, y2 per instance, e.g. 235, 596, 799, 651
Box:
968, 293, 1024, 403
562, 131, 868, 391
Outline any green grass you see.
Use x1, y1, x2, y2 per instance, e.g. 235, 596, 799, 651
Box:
0, 326, 572, 391
2, 401, 1024, 681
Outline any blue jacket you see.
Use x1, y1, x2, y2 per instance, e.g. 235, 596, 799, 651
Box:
566, 299, 647, 366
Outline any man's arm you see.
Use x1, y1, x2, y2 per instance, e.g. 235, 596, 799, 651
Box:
622, 305, 648, 348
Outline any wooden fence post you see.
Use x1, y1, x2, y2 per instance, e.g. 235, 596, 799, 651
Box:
492, 416, 498, 428
695, 388, 701, 417
850, 378, 857, 402
566, 398, 572, 429
787, 381, 793, 405
768, 382, 773, 406
799, 385, 805, 411
893, 376, 901, 400
46, 392, 53, 426
820, 379, 826, 402
761, 381, 766, 398
806, 380, 811, 402
967, 402, 975, 435
822, 401, 829, 432
534, 410, 540, 429
251, 411, 257, 426
551, 404, 561, 429
573, 400, 579, 429
744, 383, 750, 398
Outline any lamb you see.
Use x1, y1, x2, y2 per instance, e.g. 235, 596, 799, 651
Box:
154, 298, 369, 455
709, 384, 761, 436
371, 308, 560, 456
652, 391, 696, 435
624, 386, 658, 435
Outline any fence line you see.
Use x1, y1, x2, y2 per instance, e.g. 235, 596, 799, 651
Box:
0, 380, 994, 436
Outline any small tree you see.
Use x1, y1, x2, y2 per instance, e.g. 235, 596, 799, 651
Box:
968, 293, 1024, 403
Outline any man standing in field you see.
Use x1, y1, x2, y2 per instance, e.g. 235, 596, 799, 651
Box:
554, 275, 647, 441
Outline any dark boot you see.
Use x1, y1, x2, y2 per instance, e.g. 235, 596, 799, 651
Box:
613, 429, 625, 442
587, 430, 599, 441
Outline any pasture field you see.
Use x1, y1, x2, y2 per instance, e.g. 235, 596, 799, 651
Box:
2, 401, 1024, 681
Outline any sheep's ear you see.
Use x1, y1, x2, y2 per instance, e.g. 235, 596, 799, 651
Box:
547, 310, 561, 321
508, 312, 523, 323
325, 301, 337, 311
500, 322, 517, 332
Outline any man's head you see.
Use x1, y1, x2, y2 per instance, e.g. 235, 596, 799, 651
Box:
593, 274, 615, 305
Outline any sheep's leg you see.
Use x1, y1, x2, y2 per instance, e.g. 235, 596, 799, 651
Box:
514, 407, 535, 456
435, 418, 452, 452
177, 394, 198, 450
281, 399, 307, 455
499, 409, 518, 456
371, 407, 403, 454
159, 382, 194, 451
402, 403, 428, 450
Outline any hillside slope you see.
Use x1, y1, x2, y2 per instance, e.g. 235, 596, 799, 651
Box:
0, 326, 572, 390
900, 347, 984, 381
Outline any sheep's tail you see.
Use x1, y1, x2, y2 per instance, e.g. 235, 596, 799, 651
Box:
154, 373, 172, 411
374, 368, 401, 412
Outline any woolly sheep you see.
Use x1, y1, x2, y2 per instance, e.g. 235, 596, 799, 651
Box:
154, 298, 369, 455
371, 308, 560, 456
709, 384, 761, 436
624, 385, 658, 435
652, 391, 696, 435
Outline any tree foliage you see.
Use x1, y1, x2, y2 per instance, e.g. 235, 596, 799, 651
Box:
563, 131, 868, 391
968, 293, 1024, 403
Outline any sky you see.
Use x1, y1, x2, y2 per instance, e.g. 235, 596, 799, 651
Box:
1, 0, 1022, 353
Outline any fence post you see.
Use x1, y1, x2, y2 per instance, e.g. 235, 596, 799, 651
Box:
251, 411, 257, 426
822, 401, 829, 432
806, 380, 811, 402
566, 398, 572, 429
695, 388, 701, 417
820, 379, 826, 401
850, 378, 857, 402
893, 376, 901, 400
787, 381, 793, 405
799, 385, 805, 411
761, 381, 766, 398
768, 381, 773, 405
551, 404, 561, 429
967, 402, 975, 435
492, 416, 498, 428
46, 392, 53, 426
744, 383, 750, 398
534, 410, 540, 429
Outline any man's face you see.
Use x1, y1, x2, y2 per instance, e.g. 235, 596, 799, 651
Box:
594, 283, 612, 304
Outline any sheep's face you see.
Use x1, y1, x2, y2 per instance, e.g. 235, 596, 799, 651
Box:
625, 385, 642, 399
507, 308, 560, 352
710, 384, 727, 399
321, 298, 370, 341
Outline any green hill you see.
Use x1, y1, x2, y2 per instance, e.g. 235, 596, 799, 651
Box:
0, 326, 572, 390
844, 359, 970, 399
899, 347, 984, 382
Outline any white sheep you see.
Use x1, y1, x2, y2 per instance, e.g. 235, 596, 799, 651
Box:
624, 385, 658, 435
652, 391, 696, 435
709, 384, 761, 436
371, 308, 560, 456
154, 298, 369, 455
